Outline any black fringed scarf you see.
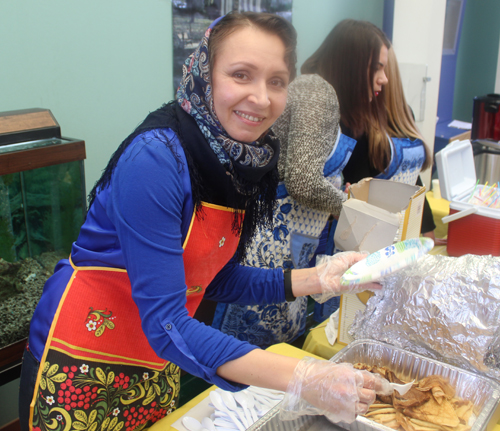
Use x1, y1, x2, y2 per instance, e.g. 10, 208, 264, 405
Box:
87, 101, 279, 261
88, 17, 282, 260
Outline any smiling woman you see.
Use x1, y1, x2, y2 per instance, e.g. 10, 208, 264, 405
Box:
18, 11, 386, 431
211, 26, 289, 143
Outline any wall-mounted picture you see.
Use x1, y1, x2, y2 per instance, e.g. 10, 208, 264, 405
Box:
172, 0, 293, 92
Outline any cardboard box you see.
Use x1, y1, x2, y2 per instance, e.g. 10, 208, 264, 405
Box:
337, 292, 373, 345
334, 178, 426, 254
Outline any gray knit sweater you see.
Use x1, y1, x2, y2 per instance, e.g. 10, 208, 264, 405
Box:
272, 74, 347, 216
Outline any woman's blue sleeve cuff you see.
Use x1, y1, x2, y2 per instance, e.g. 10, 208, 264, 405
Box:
160, 317, 259, 391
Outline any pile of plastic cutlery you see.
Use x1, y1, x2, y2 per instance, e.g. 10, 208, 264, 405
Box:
182, 386, 285, 431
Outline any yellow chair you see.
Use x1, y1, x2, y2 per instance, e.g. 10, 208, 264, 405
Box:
426, 190, 450, 239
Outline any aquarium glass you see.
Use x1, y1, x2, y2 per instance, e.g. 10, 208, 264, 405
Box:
0, 159, 85, 348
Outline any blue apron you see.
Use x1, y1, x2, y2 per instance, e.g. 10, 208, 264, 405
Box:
212, 133, 357, 347
323, 137, 426, 320
327, 136, 426, 256
376, 137, 425, 185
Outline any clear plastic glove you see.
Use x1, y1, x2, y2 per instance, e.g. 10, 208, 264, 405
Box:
311, 252, 381, 303
279, 357, 393, 424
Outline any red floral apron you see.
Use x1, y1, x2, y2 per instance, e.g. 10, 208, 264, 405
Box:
29, 202, 242, 431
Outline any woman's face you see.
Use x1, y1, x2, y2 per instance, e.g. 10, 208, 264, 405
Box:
212, 26, 290, 143
370, 44, 389, 101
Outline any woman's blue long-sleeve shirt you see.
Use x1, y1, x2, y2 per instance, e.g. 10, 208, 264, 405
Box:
29, 129, 286, 390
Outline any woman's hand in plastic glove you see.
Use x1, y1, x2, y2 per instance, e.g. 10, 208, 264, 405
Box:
312, 252, 381, 303
279, 358, 393, 424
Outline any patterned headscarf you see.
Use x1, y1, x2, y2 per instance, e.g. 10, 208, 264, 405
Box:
176, 17, 280, 195
88, 16, 281, 260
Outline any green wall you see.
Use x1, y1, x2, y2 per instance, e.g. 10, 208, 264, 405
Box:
453, 0, 500, 121
0, 0, 173, 197
293, 0, 384, 69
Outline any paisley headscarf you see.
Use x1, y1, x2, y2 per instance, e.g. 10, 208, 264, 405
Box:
176, 17, 280, 195
88, 15, 283, 260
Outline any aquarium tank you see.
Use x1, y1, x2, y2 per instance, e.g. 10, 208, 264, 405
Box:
0, 109, 86, 363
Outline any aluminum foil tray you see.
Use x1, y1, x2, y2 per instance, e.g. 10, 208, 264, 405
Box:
247, 408, 340, 431
248, 339, 500, 431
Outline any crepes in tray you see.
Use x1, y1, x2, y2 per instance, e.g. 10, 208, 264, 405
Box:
354, 363, 475, 431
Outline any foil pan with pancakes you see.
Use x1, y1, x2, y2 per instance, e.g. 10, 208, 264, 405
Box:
246, 340, 500, 431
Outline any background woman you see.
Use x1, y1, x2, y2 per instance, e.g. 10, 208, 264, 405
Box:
302, 19, 436, 238
383, 46, 437, 238
19, 12, 389, 430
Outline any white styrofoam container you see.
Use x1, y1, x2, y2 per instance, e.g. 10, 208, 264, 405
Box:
436, 139, 500, 221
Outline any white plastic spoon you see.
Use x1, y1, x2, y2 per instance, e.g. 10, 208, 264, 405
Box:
240, 390, 259, 423
218, 391, 250, 428
247, 386, 284, 400
246, 391, 277, 409
244, 395, 270, 418
201, 417, 216, 431
217, 389, 237, 409
209, 391, 246, 431
390, 380, 415, 396
214, 410, 232, 419
214, 418, 239, 429
182, 416, 203, 431
233, 391, 254, 426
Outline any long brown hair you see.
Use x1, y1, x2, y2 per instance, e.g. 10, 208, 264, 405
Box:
301, 19, 391, 171
385, 47, 432, 169
209, 11, 297, 81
